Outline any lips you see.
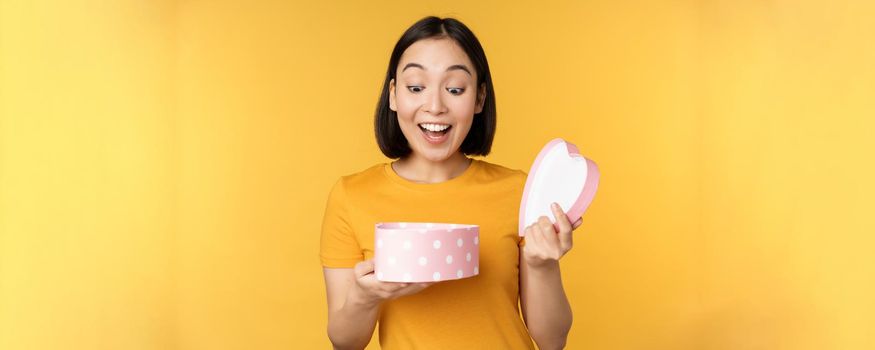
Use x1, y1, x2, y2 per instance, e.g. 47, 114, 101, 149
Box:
419, 124, 451, 144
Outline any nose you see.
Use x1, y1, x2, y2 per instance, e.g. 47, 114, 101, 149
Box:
423, 87, 448, 115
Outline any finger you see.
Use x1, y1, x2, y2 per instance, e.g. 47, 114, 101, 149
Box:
386, 282, 409, 292
572, 217, 583, 230
550, 203, 574, 250
397, 282, 431, 297
525, 224, 541, 247
538, 215, 556, 235
396, 281, 431, 290
539, 215, 561, 247
532, 222, 550, 248
354, 259, 375, 277
550, 202, 573, 234
558, 224, 573, 252
373, 280, 404, 293
411, 282, 434, 292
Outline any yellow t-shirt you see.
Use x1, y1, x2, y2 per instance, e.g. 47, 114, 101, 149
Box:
319, 158, 535, 349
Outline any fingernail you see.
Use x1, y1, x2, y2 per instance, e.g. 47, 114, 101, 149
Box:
551, 202, 559, 210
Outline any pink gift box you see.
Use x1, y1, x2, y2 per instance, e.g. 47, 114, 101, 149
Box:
519, 138, 600, 236
374, 222, 479, 282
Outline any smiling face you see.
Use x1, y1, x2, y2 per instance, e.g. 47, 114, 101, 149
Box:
389, 37, 487, 163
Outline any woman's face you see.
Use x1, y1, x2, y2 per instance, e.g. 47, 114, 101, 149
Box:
389, 38, 486, 162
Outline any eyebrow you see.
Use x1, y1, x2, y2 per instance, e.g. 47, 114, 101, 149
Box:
401, 62, 472, 76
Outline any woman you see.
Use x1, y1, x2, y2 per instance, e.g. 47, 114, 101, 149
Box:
320, 16, 582, 350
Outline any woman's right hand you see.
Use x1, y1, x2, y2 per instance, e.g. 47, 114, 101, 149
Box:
349, 259, 436, 307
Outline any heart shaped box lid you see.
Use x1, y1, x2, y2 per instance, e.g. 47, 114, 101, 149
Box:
519, 138, 600, 236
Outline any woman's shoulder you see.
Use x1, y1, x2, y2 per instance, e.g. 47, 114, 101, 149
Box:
345, 162, 386, 177
474, 158, 528, 183
333, 162, 387, 188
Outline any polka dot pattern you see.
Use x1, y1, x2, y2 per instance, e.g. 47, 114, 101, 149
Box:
373, 222, 480, 282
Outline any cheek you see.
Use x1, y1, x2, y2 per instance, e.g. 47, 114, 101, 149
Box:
448, 97, 477, 114
446, 98, 477, 122
395, 95, 420, 118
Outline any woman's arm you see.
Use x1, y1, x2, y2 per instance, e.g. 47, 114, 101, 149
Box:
323, 260, 436, 350
519, 255, 572, 350
324, 267, 382, 350
518, 202, 582, 350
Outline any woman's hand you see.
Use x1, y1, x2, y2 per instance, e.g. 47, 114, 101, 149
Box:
522, 202, 583, 269
348, 259, 436, 307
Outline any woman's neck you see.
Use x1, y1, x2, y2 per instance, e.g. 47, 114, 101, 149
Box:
392, 152, 472, 184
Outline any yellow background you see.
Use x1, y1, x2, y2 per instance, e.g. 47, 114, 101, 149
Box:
1, 0, 873, 349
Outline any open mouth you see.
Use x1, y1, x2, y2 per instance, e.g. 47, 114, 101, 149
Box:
418, 123, 453, 135
418, 123, 452, 144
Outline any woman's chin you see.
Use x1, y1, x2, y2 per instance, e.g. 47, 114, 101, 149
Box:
417, 146, 456, 162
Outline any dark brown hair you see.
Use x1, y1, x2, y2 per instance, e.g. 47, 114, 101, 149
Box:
374, 16, 497, 159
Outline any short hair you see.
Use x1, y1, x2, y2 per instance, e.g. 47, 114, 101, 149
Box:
374, 16, 497, 159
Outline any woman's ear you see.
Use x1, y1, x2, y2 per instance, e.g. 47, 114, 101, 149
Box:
388, 78, 397, 112
474, 82, 486, 114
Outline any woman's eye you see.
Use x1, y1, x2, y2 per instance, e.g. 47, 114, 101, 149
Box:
406, 86, 423, 93
447, 87, 465, 95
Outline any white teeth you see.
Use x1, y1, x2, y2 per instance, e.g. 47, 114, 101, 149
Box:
419, 123, 451, 132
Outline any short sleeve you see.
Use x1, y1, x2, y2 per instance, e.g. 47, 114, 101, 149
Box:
319, 177, 363, 268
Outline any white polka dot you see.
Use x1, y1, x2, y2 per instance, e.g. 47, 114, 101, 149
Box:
403, 241, 412, 250
426, 223, 434, 228
377, 272, 384, 280
457, 269, 463, 278
433, 272, 441, 281
474, 266, 479, 275
466, 252, 472, 262
403, 273, 411, 282
418, 256, 428, 266
446, 255, 453, 264
474, 236, 479, 245
388, 256, 396, 265
450, 224, 458, 229
377, 239, 383, 248
433, 240, 441, 249
457, 238, 464, 247
400, 223, 407, 228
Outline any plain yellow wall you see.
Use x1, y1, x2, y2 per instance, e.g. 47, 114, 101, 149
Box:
1, 0, 873, 349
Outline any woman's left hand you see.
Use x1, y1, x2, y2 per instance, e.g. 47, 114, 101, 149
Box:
522, 202, 583, 269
